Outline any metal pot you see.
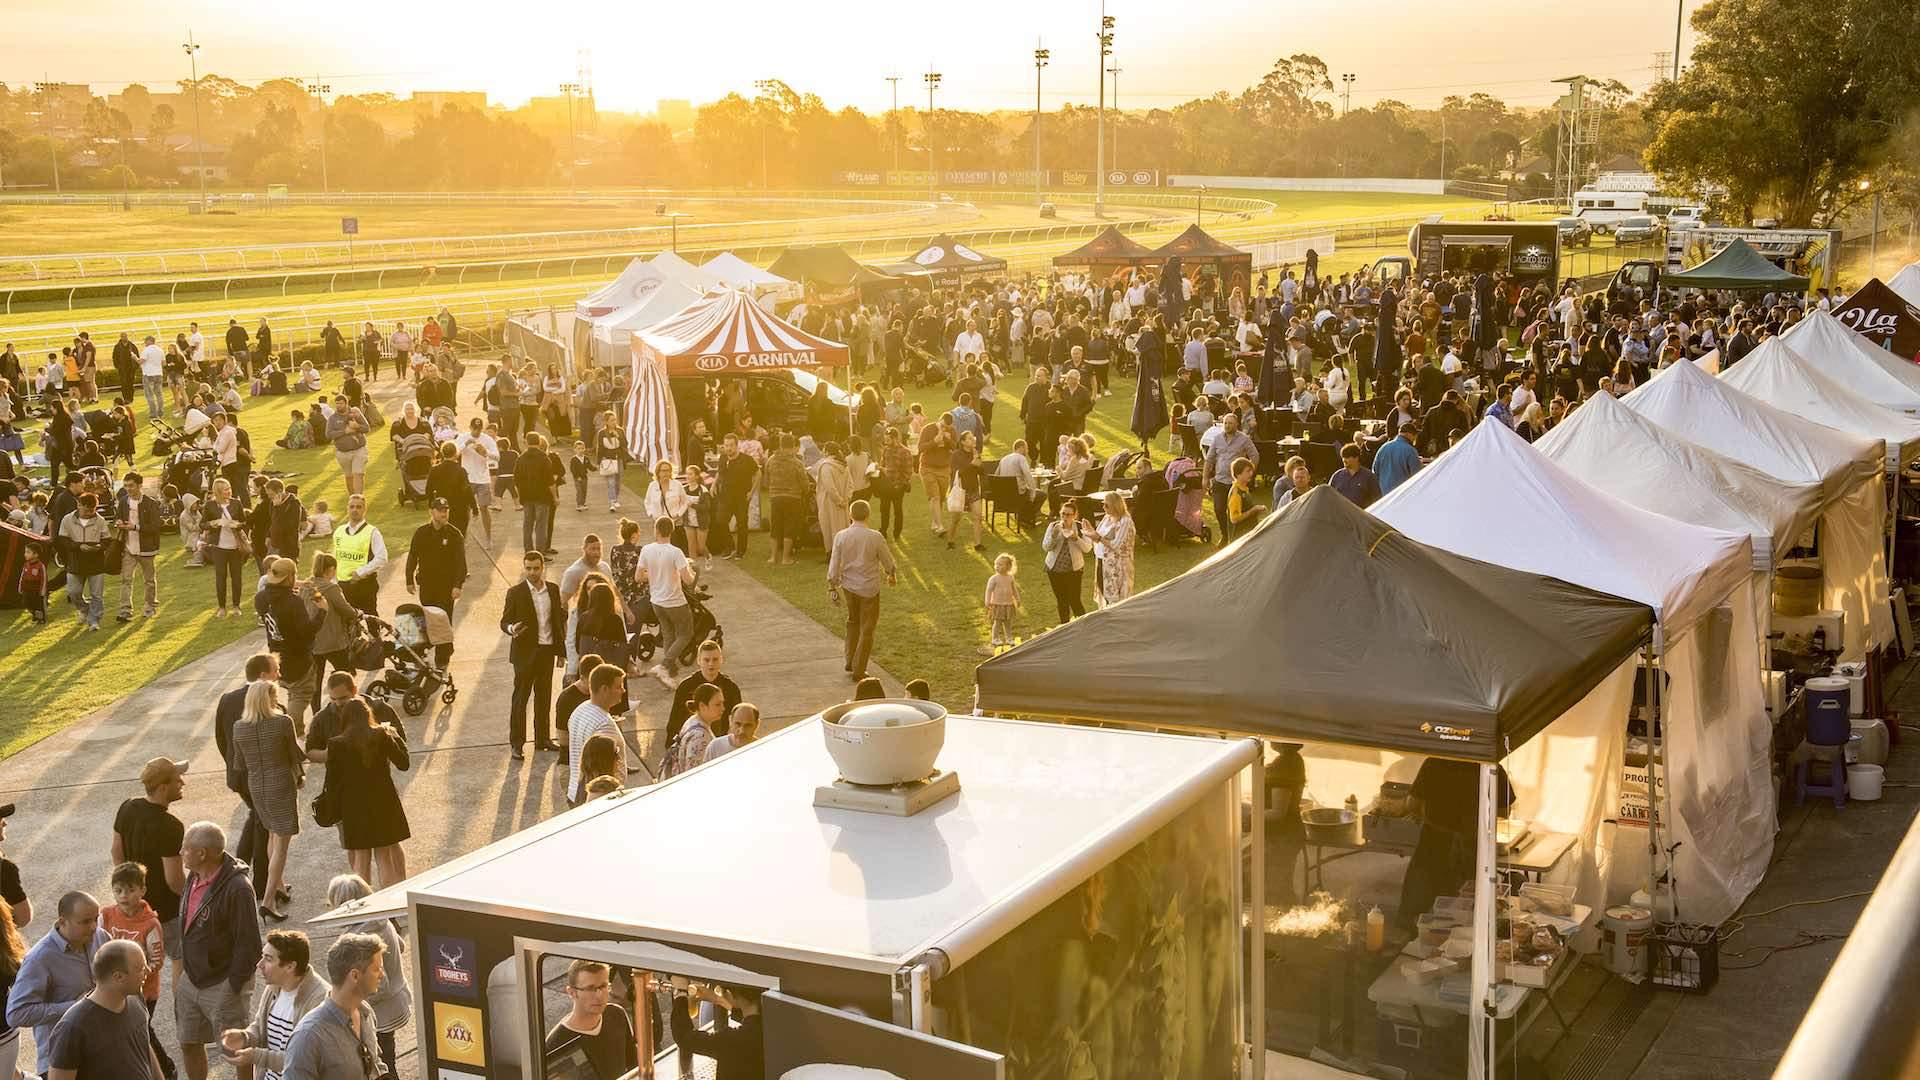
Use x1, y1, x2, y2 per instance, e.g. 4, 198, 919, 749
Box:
1302, 806, 1361, 846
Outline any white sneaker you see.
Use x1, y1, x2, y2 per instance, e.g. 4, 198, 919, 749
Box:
651, 666, 677, 689
609, 503, 620, 512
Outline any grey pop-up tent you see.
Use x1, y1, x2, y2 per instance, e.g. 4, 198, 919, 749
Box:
1665, 238, 1810, 292
976, 487, 1651, 761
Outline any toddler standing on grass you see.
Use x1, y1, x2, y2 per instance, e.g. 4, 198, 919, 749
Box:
983, 553, 1023, 653
18, 542, 48, 624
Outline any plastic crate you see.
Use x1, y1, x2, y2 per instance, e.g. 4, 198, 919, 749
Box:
1649, 921, 1719, 993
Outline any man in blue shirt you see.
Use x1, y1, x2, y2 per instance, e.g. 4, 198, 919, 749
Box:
1329, 444, 1383, 508
1484, 384, 1516, 430
1181, 326, 1209, 377
1373, 422, 1423, 494
1202, 413, 1258, 547
9, 890, 112, 1076
947, 395, 983, 444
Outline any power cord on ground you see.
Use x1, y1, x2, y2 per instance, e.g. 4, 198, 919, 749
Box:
1712, 891, 1874, 971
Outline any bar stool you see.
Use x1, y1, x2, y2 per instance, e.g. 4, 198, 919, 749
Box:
1793, 742, 1847, 808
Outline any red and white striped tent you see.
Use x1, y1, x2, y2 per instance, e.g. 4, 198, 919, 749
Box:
624, 289, 850, 466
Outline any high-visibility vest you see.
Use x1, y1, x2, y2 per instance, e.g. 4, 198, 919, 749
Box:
333, 522, 373, 581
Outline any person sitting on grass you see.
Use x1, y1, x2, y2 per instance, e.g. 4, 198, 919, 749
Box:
277, 409, 313, 450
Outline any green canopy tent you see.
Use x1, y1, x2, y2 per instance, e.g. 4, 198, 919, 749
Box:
1665, 238, 1811, 292
975, 487, 1652, 761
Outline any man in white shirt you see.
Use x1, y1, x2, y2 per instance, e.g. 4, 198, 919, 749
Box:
456, 418, 498, 540
186, 322, 205, 366
995, 440, 1043, 526
638, 516, 698, 688
210, 411, 247, 509
953, 319, 986, 362
1125, 278, 1148, 309
1182, 326, 1209, 376
331, 493, 388, 615
565, 663, 627, 804
138, 335, 167, 420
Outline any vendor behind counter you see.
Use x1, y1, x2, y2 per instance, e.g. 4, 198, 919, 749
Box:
1396, 759, 1513, 931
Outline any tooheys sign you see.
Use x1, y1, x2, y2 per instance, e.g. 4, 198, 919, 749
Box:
1832, 278, 1920, 363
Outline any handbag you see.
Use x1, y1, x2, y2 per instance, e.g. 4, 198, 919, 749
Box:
945, 474, 966, 514
596, 457, 620, 477
311, 783, 340, 828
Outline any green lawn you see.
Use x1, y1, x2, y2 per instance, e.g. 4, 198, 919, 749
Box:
0, 386, 432, 756
720, 375, 1221, 709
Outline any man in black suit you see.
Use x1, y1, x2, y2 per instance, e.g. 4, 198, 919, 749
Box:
212, 652, 277, 901
500, 549, 566, 760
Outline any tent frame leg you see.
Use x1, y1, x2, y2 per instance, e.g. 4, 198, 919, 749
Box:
1250, 751, 1266, 1078
1645, 638, 1668, 918
1470, 761, 1499, 1079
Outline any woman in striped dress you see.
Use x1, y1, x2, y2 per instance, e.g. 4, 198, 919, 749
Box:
232, 680, 304, 921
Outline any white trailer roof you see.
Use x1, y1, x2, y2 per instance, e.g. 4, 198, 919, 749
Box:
315, 715, 1252, 975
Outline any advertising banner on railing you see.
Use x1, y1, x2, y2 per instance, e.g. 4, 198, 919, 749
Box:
884, 170, 936, 187
833, 170, 884, 185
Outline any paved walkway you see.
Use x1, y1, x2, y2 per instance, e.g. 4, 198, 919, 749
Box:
0, 371, 895, 1077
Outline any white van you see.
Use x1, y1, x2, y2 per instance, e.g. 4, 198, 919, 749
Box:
1666, 205, 1708, 229
1571, 189, 1649, 233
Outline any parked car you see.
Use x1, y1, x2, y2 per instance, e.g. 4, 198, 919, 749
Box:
1665, 205, 1707, 229
1555, 217, 1594, 248
1613, 215, 1663, 245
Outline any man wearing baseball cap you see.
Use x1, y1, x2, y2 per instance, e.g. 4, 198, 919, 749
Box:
112, 758, 188, 988
405, 496, 468, 622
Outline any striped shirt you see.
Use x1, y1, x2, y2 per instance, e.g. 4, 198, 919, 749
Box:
262, 991, 298, 1080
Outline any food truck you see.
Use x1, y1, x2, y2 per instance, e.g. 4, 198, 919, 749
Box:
1371, 220, 1561, 293
316, 708, 1258, 1079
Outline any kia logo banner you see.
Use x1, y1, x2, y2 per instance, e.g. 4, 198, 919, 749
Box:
694, 354, 731, 372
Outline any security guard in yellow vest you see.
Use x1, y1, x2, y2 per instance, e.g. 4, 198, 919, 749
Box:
332, 492, 388, 615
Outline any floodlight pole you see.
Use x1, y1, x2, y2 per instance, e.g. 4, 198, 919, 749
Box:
1095, 8, 1114, 218
560, 82, 582, 194
309, 77, 331, 194
183, 35, 206, 210
1033, 43, 1049, 208
885, 74, 902, 174
924, 70, 941, 202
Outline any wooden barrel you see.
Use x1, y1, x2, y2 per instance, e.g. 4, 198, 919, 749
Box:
1773, 563, 1822, 617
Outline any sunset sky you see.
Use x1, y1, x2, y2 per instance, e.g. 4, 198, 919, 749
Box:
1, 0, 1693, 113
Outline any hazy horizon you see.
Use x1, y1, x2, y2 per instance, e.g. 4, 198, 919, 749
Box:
1, 0, 1692, 114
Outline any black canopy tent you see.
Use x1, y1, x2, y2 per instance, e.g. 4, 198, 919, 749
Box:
1050, 225, 1157, 271
1149, 223, 1255, 288
1665, 238, 1811, 293
976, 488, 1652, 761
881, 234, 1009, 284
766, 245, 901, 300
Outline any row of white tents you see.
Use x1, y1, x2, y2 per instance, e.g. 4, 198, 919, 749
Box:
572, 251, 801, 369
1368, 304, 1920, 925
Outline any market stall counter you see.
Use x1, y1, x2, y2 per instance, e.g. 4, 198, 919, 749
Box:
314, 711, 1258, 1080
977, 489, 1657, 1079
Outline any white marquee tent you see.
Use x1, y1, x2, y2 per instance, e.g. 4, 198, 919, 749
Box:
1891, 261, 1920, 308
701, 252, 800, 303
1780, 309, 1920, 416
1622, 357, 1891, 658
1537, 390, 1823, 573
647, 250, 724, 293
1716, 337, 1920, 473
1372, 421, 1770, 924
576, 258, 668, 318
570, 260, 704, 369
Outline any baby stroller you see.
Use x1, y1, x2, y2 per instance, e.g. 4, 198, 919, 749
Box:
161, 444, 219, 502
1162, 456, 1211, 544
631, 583, 724, 670
395, 430, 435, 506
149, 418, 194, 458
360, 603, 458, 717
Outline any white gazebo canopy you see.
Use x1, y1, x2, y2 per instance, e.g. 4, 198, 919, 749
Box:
1537, 390, 1823, 571
1890, 261, 1920, 308
647, 250, 724, 292
1716, 337, 1920, 472
1781, 308, 1920, 416
576, 258, 670, 318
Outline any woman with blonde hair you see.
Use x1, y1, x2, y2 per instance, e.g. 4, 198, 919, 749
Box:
326, 874, 413, 1077
232, 679, 304, 920
947, 430, 985, 552
642, 458, 690, 539
0, 896, 25, 1077
1094, 490, 1136, 607
202, 475, 247, 617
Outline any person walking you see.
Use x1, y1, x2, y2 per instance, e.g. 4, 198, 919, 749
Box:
1094, 491, 1136, 607
558, 534, 613, 683
8, 891, 112, 1077
316, 698, 411, 889
230, 682, 304, 923
113, 469, 163, 623
218, 929, 327, 1080
639, 517, 698, 689
664, 640, 743, 752
111, 756, 189, 986
564, 663, 629, 806
712, 433, 758, 560
917, 421, 953, 538
455, 418, 498, 541
278, 933, 389, 1079
761, 435, 808, 566
405, 498, 468, 621
56, 491, 110, 630
501, 551, 566, 759
424, 442, 476, 538
826, 500, 896, 684
330, 494, 387, 616
213, 656, 279, 904
813, 445, 852, 557
255, 556, 326, 739
176, 822, 261, 1080
1041, 501, 1094, 624
324, 395, 370, 498
44, 938, 164, 1079
515, 432, 559, 557
304, 556, 361, 704
201, 478, 248, 618
139, 336, 168, 420
321, 877, 410, 1077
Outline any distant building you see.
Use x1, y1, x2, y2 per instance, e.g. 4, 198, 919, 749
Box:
164, 135, 229, 182
526, 92, 597, 131
411, 90, 489, 114
655, 98, 694, 130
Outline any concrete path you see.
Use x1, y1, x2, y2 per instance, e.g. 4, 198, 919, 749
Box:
0, 366, 895, 1077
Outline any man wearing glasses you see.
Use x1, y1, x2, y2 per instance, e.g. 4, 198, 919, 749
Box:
544, 960, 637, 1080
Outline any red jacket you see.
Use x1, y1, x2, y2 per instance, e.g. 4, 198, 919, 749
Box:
101, 899, 164, 1000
